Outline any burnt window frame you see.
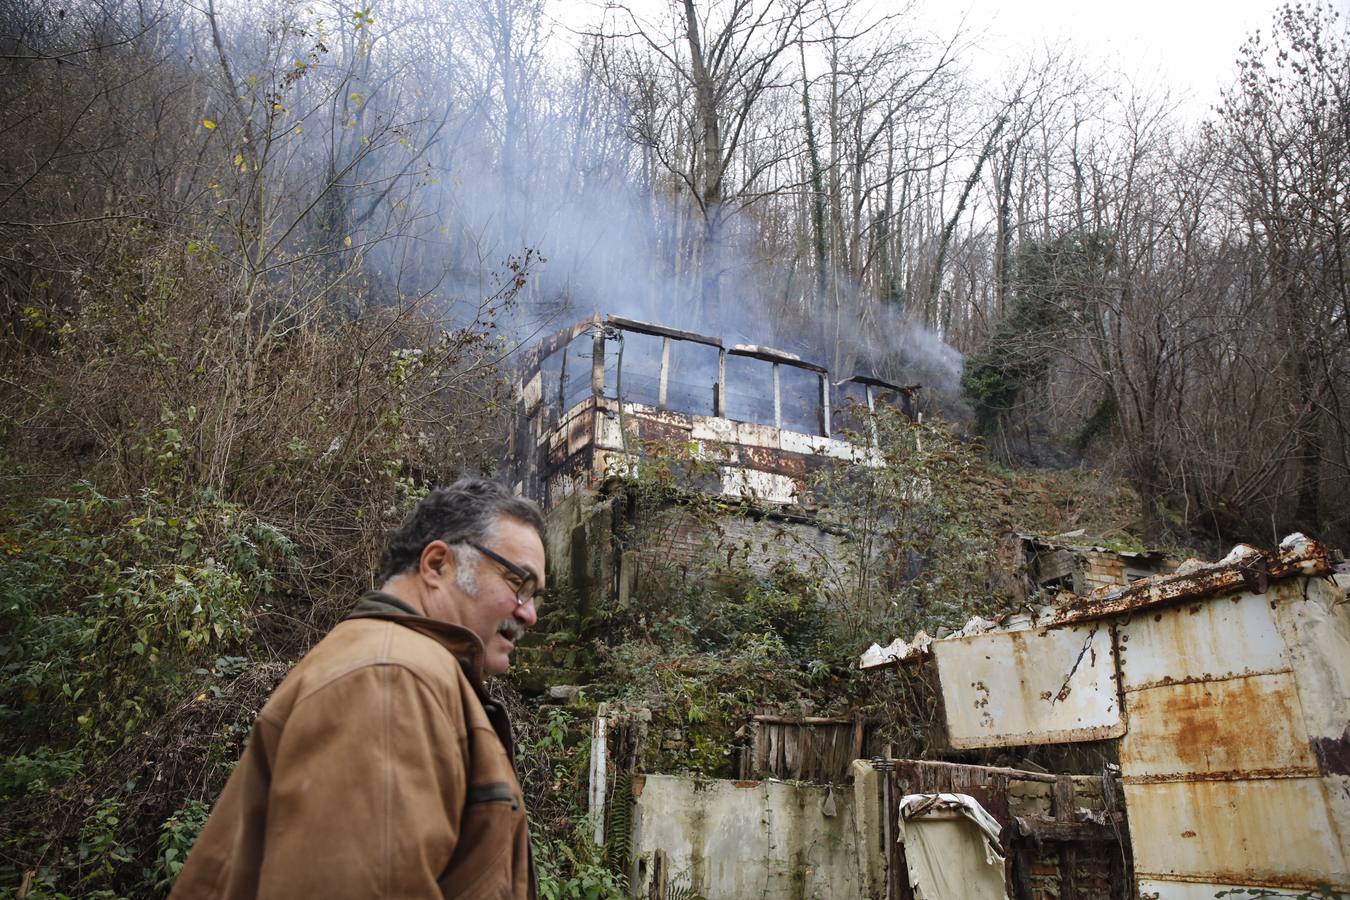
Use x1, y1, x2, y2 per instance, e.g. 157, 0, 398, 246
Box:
832, 375, 918, 446
557, 317, 925, 445
723, 346, 830, 436
602, 317, 724, 416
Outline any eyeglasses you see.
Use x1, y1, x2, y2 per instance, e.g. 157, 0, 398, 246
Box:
465, 541, 545, 608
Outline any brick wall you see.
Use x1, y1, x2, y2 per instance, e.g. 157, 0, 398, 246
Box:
1026, 850, 1117, 900
1008, 775, 1129, 900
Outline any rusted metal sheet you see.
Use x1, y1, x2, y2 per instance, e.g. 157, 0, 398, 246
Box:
1271, 576, 1350, 776
635, 412, 692, 444
1116, 588, 1290, 692
1119, 673, 1318, 782
515, 315, 600, 374
933, 623, 1123, 748
566, 411, 595, 457
739, 444, 808, 478
1124, 777, 1349, 890
691, 439, 738, 465
1113, 571, 1350, 894
544, 450, 595, 507
1051, 535, 1333, 626
620, 404, 694, 433
859, 540, 1348, 897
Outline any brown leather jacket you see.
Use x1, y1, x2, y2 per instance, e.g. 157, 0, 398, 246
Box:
170, 593, 535, 899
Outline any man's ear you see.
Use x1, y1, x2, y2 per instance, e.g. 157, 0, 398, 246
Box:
419, 540, 453, 584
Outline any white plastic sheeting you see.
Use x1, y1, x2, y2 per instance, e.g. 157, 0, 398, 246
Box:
896, 793, 1008, 900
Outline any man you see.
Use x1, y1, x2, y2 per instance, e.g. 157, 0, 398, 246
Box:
171, 477, 545, 899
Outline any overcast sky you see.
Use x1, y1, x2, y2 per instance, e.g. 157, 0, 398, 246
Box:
547, 0, 1349, 121
928, 0, 1343, 118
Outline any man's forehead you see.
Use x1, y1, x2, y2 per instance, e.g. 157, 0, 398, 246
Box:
489, 516, 546, 578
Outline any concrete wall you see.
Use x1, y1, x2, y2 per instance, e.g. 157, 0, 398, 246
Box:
631, 775, 864, 900
541, 484, 853, 627
624, 504, 849, 586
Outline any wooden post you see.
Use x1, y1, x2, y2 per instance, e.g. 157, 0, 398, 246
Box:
1054, 774, 1077, 900
657, 337, 670, 407
591, 328, 606, 396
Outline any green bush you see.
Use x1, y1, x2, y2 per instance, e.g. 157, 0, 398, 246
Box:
0, 484, 295, 896
0, 485, 293, 751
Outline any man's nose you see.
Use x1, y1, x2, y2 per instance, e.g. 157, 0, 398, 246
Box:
514, 598, 538, 627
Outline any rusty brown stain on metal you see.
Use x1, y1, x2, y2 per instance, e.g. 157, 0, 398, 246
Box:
739, 445, 808, 478
1126, 776, 1347, 890
1120, 670, 1320, 782
566, 413, 594, 455
1312, 726, 1350, 776
1122, 767, 1321, 784
1135, 670, 1290, 690
637, 407, 695, 429
637, 417, 690, 444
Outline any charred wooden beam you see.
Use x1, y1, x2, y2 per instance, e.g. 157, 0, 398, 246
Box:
1014, 815, 1119, 843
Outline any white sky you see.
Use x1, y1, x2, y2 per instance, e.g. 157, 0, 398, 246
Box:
546, 0, 1350, 121
928, 0, 1330, 119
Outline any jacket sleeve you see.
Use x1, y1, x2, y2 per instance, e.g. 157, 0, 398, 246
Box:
255, 663, 465, 899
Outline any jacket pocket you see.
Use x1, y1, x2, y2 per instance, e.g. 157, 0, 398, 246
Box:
441, 784, 523, 898
466, 782, 519, 811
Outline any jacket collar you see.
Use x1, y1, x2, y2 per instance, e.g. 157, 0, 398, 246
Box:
346, 591, 489, 683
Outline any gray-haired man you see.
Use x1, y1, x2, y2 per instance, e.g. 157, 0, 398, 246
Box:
172, 477, 544, 899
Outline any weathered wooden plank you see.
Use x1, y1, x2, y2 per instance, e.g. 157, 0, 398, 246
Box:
1015, 816, 1118, 843
1055, 775, 1078, 900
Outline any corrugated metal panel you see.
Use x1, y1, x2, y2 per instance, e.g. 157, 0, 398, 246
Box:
1119, 673, 1318, 781
1116, 589, 1289, 691
933, 623, 1123, 749
1124, 778, 1349, 890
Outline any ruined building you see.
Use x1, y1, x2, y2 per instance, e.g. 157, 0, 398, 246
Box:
508, 313, 913, 510
508, 313, 912, 631
508, 315, 1350, 900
